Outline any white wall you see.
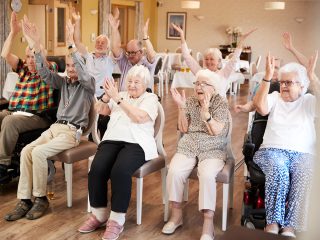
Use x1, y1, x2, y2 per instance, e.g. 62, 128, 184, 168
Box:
156, 0, 320, 74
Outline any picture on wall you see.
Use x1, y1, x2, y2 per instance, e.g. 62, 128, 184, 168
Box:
166, 12, 187, 40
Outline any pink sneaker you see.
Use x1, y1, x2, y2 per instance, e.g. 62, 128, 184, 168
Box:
102, 220, 124, 240
78, 215, 105, 233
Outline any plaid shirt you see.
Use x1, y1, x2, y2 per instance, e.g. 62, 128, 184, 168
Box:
8, 59, 57, 111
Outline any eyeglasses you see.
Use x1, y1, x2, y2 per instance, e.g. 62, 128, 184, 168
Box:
125, 50, 142, 57
193, 82, 213, 88
279, 80, 298, 87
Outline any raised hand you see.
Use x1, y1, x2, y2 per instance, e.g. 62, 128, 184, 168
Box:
238, 28, 257, 48
265, 52, 275, 80
66, 19, 75, 46
104, 78, 119, 101
108, 13, 120, 30
307, 50, 318, 82
10, 12, 21, 35
171, 88, 186, 108
21, 15, 40, 49
113, 7, 120, 20
143, 18, 150, 39
171, 23, 185, 41
71, 7, 80, 23
282, 32, 293, 50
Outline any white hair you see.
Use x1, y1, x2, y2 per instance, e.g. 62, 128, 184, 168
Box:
125, 65, 151, 86
195, 69, 224, 96
203, 48, 223, 61
279, 62, 309, 94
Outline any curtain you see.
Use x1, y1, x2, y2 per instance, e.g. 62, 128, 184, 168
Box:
98, 0, 111, 37
0, 0, 11, 98
135, 1, 144, 40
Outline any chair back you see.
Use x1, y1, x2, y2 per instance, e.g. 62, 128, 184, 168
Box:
255, 56, 262, 70
226, 112, 235, 164
249, 62, 258, 77
83, 96, 98, 137
154, 102, 166, 156
154, 57, 163, 76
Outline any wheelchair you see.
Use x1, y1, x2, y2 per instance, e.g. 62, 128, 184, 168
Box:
240, 81, 280, 229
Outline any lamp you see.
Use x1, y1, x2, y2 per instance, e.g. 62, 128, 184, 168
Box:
295, 17, 305, 23
181, 1, 200, 9
264, 2, 285, 10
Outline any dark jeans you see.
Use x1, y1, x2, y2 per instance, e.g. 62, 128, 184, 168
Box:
88, 140, 146, 213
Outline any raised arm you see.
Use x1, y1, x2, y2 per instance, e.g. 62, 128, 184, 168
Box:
253, 53, 275, 116
307, 50, 319, 97
220, 28, 257, 80
283, 32, 308, 68
1, 12, 20, 69
22, 15, 64, 87
109, 8, 122, 58
171, 23, 201, 74
171, 88, 189, 133
142, 18, 156, 63
71, 8, 87, 56
66, 19, 95, 94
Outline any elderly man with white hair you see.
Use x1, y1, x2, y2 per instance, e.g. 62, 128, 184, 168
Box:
253, 52, 319, 237
162, 69, 231, 240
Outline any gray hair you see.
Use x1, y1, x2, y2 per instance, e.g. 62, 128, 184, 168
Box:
195, 69, 224, 96
203, 48, 223, 61
279, 62, 309, 94
125, 65, 151, 86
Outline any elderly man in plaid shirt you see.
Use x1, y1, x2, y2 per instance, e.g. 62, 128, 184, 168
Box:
0, 12, 57, 182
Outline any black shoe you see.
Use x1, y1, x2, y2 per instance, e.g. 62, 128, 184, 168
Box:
25, 197, 49, 220
4, 200, 33, 221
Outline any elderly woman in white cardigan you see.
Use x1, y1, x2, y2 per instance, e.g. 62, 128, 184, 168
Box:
78, 65, 159, 240
253, 52, 319, 238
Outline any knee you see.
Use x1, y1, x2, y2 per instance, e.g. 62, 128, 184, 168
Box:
20, 145, 33, 161
31, 145, 47, 160
198, 169, 215, 183
1, 115, 16, 131
110, 166, 129, 182
167, 166, 185, 181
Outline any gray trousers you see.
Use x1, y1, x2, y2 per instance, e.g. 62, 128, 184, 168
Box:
0, 110, 50, 166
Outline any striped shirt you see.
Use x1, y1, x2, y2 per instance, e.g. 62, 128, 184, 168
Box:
8, 59, 57, 111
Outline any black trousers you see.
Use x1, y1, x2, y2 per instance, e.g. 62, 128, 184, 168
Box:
88, 140, 146, 213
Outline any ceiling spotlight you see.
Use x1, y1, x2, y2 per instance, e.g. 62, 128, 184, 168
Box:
181, 1, 200, 9
264, 2, 285, 10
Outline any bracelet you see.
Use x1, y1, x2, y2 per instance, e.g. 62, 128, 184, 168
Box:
262, 79, 271, 83
100, 98, 109, 104
117, 97, 123, 105
143, 36, 149, 40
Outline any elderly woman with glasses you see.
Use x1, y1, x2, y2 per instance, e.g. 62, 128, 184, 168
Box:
78, 65, 159, 240
253, 52, 319, 237
171, 24, 256, 97
162, 69, 231, 240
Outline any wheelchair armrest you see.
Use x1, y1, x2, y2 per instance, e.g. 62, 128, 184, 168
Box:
242, 133, 255, 160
